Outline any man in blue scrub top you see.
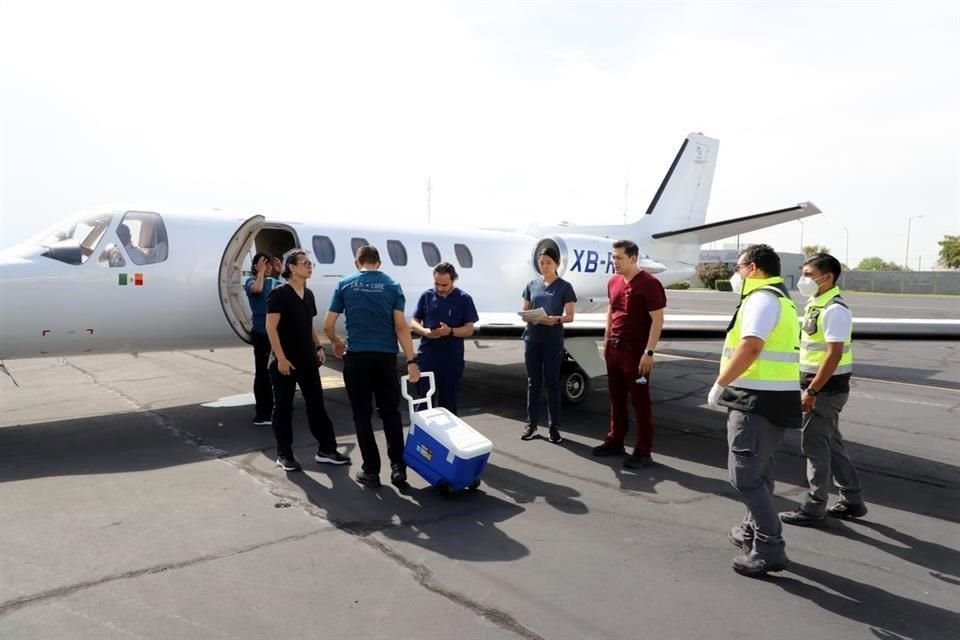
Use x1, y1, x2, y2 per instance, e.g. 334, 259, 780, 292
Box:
410, 262, 479, 415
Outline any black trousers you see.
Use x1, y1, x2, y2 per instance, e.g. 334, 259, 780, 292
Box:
251, 331, 273, 421
270, 360, 337, 458
343, 351, 405, 475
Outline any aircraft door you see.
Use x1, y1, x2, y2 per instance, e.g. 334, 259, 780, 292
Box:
218, 215, 265, 344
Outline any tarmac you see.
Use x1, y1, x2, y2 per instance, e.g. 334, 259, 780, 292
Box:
1, 291, 958, 639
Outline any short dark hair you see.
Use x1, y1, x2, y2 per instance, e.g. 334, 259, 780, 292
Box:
738, 244, 781, 277
433, 261, 458, 280
282, 250, 307, 279
612, 239, 639, 258
250, 252, 271, 272
803, 252, 842, 282
355, 244, 380, 265
538, 246, 560, 264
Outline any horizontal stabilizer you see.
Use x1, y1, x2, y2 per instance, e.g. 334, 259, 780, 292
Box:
651, 202, 821, 245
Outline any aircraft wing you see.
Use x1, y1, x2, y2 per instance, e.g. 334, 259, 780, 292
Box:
473, 312, 728, 337
651, 202, 821, 245
474, 311, 960, 339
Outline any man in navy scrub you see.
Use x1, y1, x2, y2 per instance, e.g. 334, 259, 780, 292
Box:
410, 262, 479, 415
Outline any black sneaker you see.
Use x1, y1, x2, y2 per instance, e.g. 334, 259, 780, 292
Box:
276, 454, 302, 472
520, 425, 538, 440
592, 442, 625, 457
623, 451, 653, 469
355, 471, 382, 488
390, 464, 408, 487
548, 427, 563, 444
315, 449, 350, 465
253, 418, 272, 426
779, 508, 826, 527
827, 501, 868, 519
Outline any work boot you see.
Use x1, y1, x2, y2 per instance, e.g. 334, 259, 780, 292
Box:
732, 552, 789, 578
827, 502, 868, 519
779, 509, 826, 527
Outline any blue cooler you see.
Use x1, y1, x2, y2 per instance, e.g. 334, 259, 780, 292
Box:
401, 373, 493, 493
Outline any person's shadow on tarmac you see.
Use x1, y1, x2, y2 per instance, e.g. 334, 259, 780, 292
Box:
275, 447, 530, 563
773, 562, 960, 640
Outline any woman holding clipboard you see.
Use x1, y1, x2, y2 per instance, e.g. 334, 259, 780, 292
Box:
519, 247, 577, 443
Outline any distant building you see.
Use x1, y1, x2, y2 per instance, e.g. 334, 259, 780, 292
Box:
697, 249, 803, 289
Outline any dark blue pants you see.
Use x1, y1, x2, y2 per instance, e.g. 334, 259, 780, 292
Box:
417, 352, 464, 415
524, 340, 563, 428
251, 331, 273, 421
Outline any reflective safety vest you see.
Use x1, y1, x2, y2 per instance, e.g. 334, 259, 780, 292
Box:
721, 277, 800, 391
800, 286, 853, 376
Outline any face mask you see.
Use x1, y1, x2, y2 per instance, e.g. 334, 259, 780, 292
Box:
729, 272, 745, 295
797, 274, 826, 298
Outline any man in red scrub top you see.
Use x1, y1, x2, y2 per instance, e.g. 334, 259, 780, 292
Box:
592, 239, 666, 468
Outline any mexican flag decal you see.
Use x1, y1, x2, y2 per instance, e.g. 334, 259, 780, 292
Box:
118, 273, 145, 286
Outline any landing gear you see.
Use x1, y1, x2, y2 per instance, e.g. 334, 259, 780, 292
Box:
560, 355, 589, 405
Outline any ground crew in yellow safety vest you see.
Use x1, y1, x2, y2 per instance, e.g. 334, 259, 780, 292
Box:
779, 253, 867, 528
707, 244, 801, 578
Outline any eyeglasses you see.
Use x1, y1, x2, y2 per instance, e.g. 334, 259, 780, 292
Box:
296, 260, 314, 268
734, 262, 752, 273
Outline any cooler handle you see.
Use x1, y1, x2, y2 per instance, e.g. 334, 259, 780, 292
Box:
400, 371, 435, 416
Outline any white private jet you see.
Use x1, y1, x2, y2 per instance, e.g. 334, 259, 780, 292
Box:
1, 132, 826, 401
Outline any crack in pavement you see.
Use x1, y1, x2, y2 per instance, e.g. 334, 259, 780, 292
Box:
0, 530, 323, 617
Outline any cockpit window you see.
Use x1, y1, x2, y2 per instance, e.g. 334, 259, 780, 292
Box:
40, 214, 113, 265
117, 211, 169, 265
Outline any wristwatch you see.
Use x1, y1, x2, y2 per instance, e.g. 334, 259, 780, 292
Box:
646, 349, 655, 357
806, 387, 819, 396
407, 357, 418, 365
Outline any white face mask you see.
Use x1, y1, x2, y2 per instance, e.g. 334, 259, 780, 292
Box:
729, 271, 745, 295
797, 274, 827, 298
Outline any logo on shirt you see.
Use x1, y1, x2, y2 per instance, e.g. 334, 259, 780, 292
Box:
350, 280, 386, 292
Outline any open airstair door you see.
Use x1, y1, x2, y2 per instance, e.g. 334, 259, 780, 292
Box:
219, 215, 265, 344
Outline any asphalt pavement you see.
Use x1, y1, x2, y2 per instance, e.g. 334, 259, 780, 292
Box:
1, 295, 958, 639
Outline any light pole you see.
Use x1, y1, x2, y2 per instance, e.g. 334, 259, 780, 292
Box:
843, 226, 850, 267
798, 220, 805, 254
905, 215, 923, 269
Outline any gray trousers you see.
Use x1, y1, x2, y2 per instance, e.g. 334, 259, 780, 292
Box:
800, 392, 863, 516
727, 409, 786, 558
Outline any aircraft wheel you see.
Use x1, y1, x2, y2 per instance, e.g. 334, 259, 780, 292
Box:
560, 366, 589, 405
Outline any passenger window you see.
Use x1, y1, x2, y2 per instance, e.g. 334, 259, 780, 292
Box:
117, 211, 168, 265
40, 213, 113, 265
98, 243, 126, 268
421, 242, 441, 267
387, 240, 408, 266
313, 235, 336, 264
351, 237, 369, 258
454, 243, 474, 268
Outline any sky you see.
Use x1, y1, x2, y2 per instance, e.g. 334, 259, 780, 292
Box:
1, 0, 957, 269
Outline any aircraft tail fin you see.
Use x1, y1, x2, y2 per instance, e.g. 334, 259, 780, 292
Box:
643, 133, 720, 235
